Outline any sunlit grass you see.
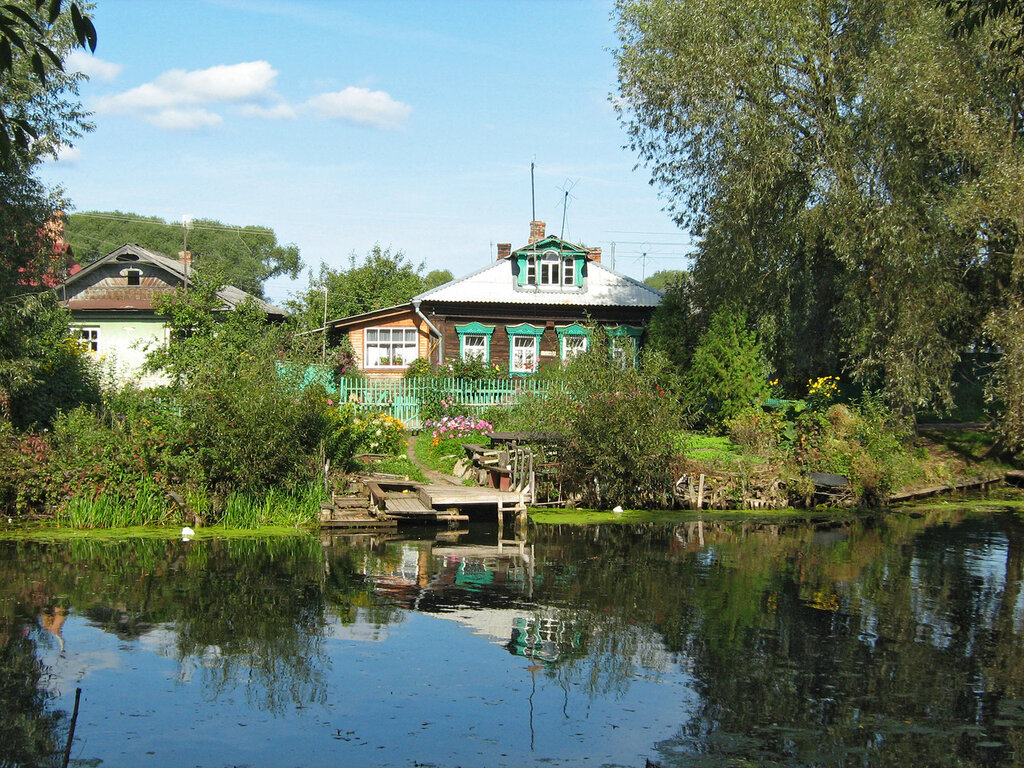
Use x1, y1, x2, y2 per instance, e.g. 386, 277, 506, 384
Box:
218, 483, 324, 529
55, 477, 175, 528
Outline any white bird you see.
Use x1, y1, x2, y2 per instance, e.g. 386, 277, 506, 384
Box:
181, 526, 195, 541
612, 505, 624, 514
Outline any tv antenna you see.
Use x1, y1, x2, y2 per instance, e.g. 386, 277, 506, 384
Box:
557, 178, 578, 239
530, 158, 536, 222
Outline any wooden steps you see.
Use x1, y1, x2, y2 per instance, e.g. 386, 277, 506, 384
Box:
319, 474, 525, 529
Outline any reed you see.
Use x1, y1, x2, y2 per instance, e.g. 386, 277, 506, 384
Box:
56, 478, 174, 528
218, 483, 324, 529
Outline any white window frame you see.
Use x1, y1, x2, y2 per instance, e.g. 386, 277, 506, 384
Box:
461, 334, 488, 362
561, 334, 587, 360
74, 326, 100, 353
364, 327, 418, 368
538, 250, 561, 286
562, 257, 575, 286
511, 335, 539, 374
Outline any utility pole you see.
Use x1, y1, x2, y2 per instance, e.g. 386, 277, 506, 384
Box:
321, 284, 328, 364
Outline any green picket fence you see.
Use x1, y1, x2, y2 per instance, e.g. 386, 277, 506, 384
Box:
337, 377, 552, 429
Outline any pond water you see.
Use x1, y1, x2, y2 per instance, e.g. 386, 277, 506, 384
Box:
3, 505, 1024, 767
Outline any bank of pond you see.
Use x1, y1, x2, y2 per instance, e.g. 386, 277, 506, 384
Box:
3, 501, 1024, 767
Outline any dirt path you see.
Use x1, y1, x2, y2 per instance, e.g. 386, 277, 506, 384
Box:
405, 432, 463, 486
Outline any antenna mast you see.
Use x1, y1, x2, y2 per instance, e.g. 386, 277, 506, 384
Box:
530, 161, 536, 221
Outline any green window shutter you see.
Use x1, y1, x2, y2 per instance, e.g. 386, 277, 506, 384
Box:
574, 256, 584, 287
516, 256, 527, 287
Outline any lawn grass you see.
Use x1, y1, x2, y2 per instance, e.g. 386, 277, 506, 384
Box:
359, 453, 428, 483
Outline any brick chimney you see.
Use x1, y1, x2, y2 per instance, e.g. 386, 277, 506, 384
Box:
529, 220, 546, 244
497, 243, 511, 260
587, 247, 602, 263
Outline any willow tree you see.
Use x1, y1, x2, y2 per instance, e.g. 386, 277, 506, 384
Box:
615, 0, 1020, 419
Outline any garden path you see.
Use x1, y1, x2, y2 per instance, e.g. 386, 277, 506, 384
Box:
404, 433, 463, 486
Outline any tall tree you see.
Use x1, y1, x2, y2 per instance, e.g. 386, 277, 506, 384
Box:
289, 245, 425, 330
66, 211, 302, 298
1, 1, 97, 428
615, 0, 1019, 418
0, 1, 95, 165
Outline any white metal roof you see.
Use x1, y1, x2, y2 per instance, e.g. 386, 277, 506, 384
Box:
414, 258, 662, 307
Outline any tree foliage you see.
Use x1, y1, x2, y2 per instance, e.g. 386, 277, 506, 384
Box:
684, 308, 770, 430
288, 245, 426, 329
615, 0, 1024, 423
424, 269, 453, 290
0, 0, 95, 166
66, 211, 302, 298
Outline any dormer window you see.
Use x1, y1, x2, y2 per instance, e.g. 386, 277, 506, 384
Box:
525, 250, 578, 287
126, 269, 141, 286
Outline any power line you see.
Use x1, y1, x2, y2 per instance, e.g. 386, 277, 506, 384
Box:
72, 211, 275, 235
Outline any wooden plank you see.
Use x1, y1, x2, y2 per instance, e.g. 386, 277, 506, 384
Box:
386, 496, 432, 513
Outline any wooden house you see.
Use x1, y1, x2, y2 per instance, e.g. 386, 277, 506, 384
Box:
326, 221, 662, 377
54, 243, 286, 384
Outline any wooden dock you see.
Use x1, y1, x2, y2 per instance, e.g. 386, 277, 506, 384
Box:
320, 475, 527, 529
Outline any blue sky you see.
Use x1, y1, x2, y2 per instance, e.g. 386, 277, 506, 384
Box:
39, 0, 693, 303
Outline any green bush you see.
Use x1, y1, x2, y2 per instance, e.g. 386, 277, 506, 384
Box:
0, 294, 100, 430
683, 307, 770, 431
791, 398, 912, 502
0, 422, 51, 517
515, 338, 681, 508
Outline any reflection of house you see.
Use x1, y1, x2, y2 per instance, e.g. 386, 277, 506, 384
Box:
326, 221, 662, 377
53, 243, 286, 384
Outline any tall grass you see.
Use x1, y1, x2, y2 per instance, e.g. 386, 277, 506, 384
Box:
56, 478, 174, 528
218, 483, 324, 529
54, 481, 324, 530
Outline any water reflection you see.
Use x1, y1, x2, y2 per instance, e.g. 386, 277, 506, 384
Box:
1, 506, 1023, 766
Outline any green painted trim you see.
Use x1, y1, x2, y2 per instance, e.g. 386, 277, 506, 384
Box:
574, 256, 584, 286
515, 256, 528, 287
555, 323, 590, 340
511, 236, 587, 258
456, 323, 493, 362
454, 322, 495, 337
505, 323, 545, 338
606, 324, 644, 339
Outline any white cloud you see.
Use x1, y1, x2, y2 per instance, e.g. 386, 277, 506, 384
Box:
147, 108, 223, 131
64, 50, 123, 81
93, 61, 410, 133
241, 102, 298, 120
95, 61, 279, 130
306, 87, 411, 130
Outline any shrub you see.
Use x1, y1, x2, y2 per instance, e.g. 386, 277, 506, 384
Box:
727, 407, 783, 457
516, 339, 681, 508
683, 307, 770, 431
0, 422, 51, 517
352, 412, 405, 455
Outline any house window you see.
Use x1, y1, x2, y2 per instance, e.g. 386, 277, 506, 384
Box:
607, 325, 644, 368
365, 327, 418, 367
562, 335, 587, 360
512, 336, 538, 373
506, 323, 545, 375
562, 257, 575, 286
556, 323, 590, 361
455, 322, 495, 363
462, 335, 487, 361
75, 327, 99, 353
126, 269, 141, 286
539, 250, 561, 285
